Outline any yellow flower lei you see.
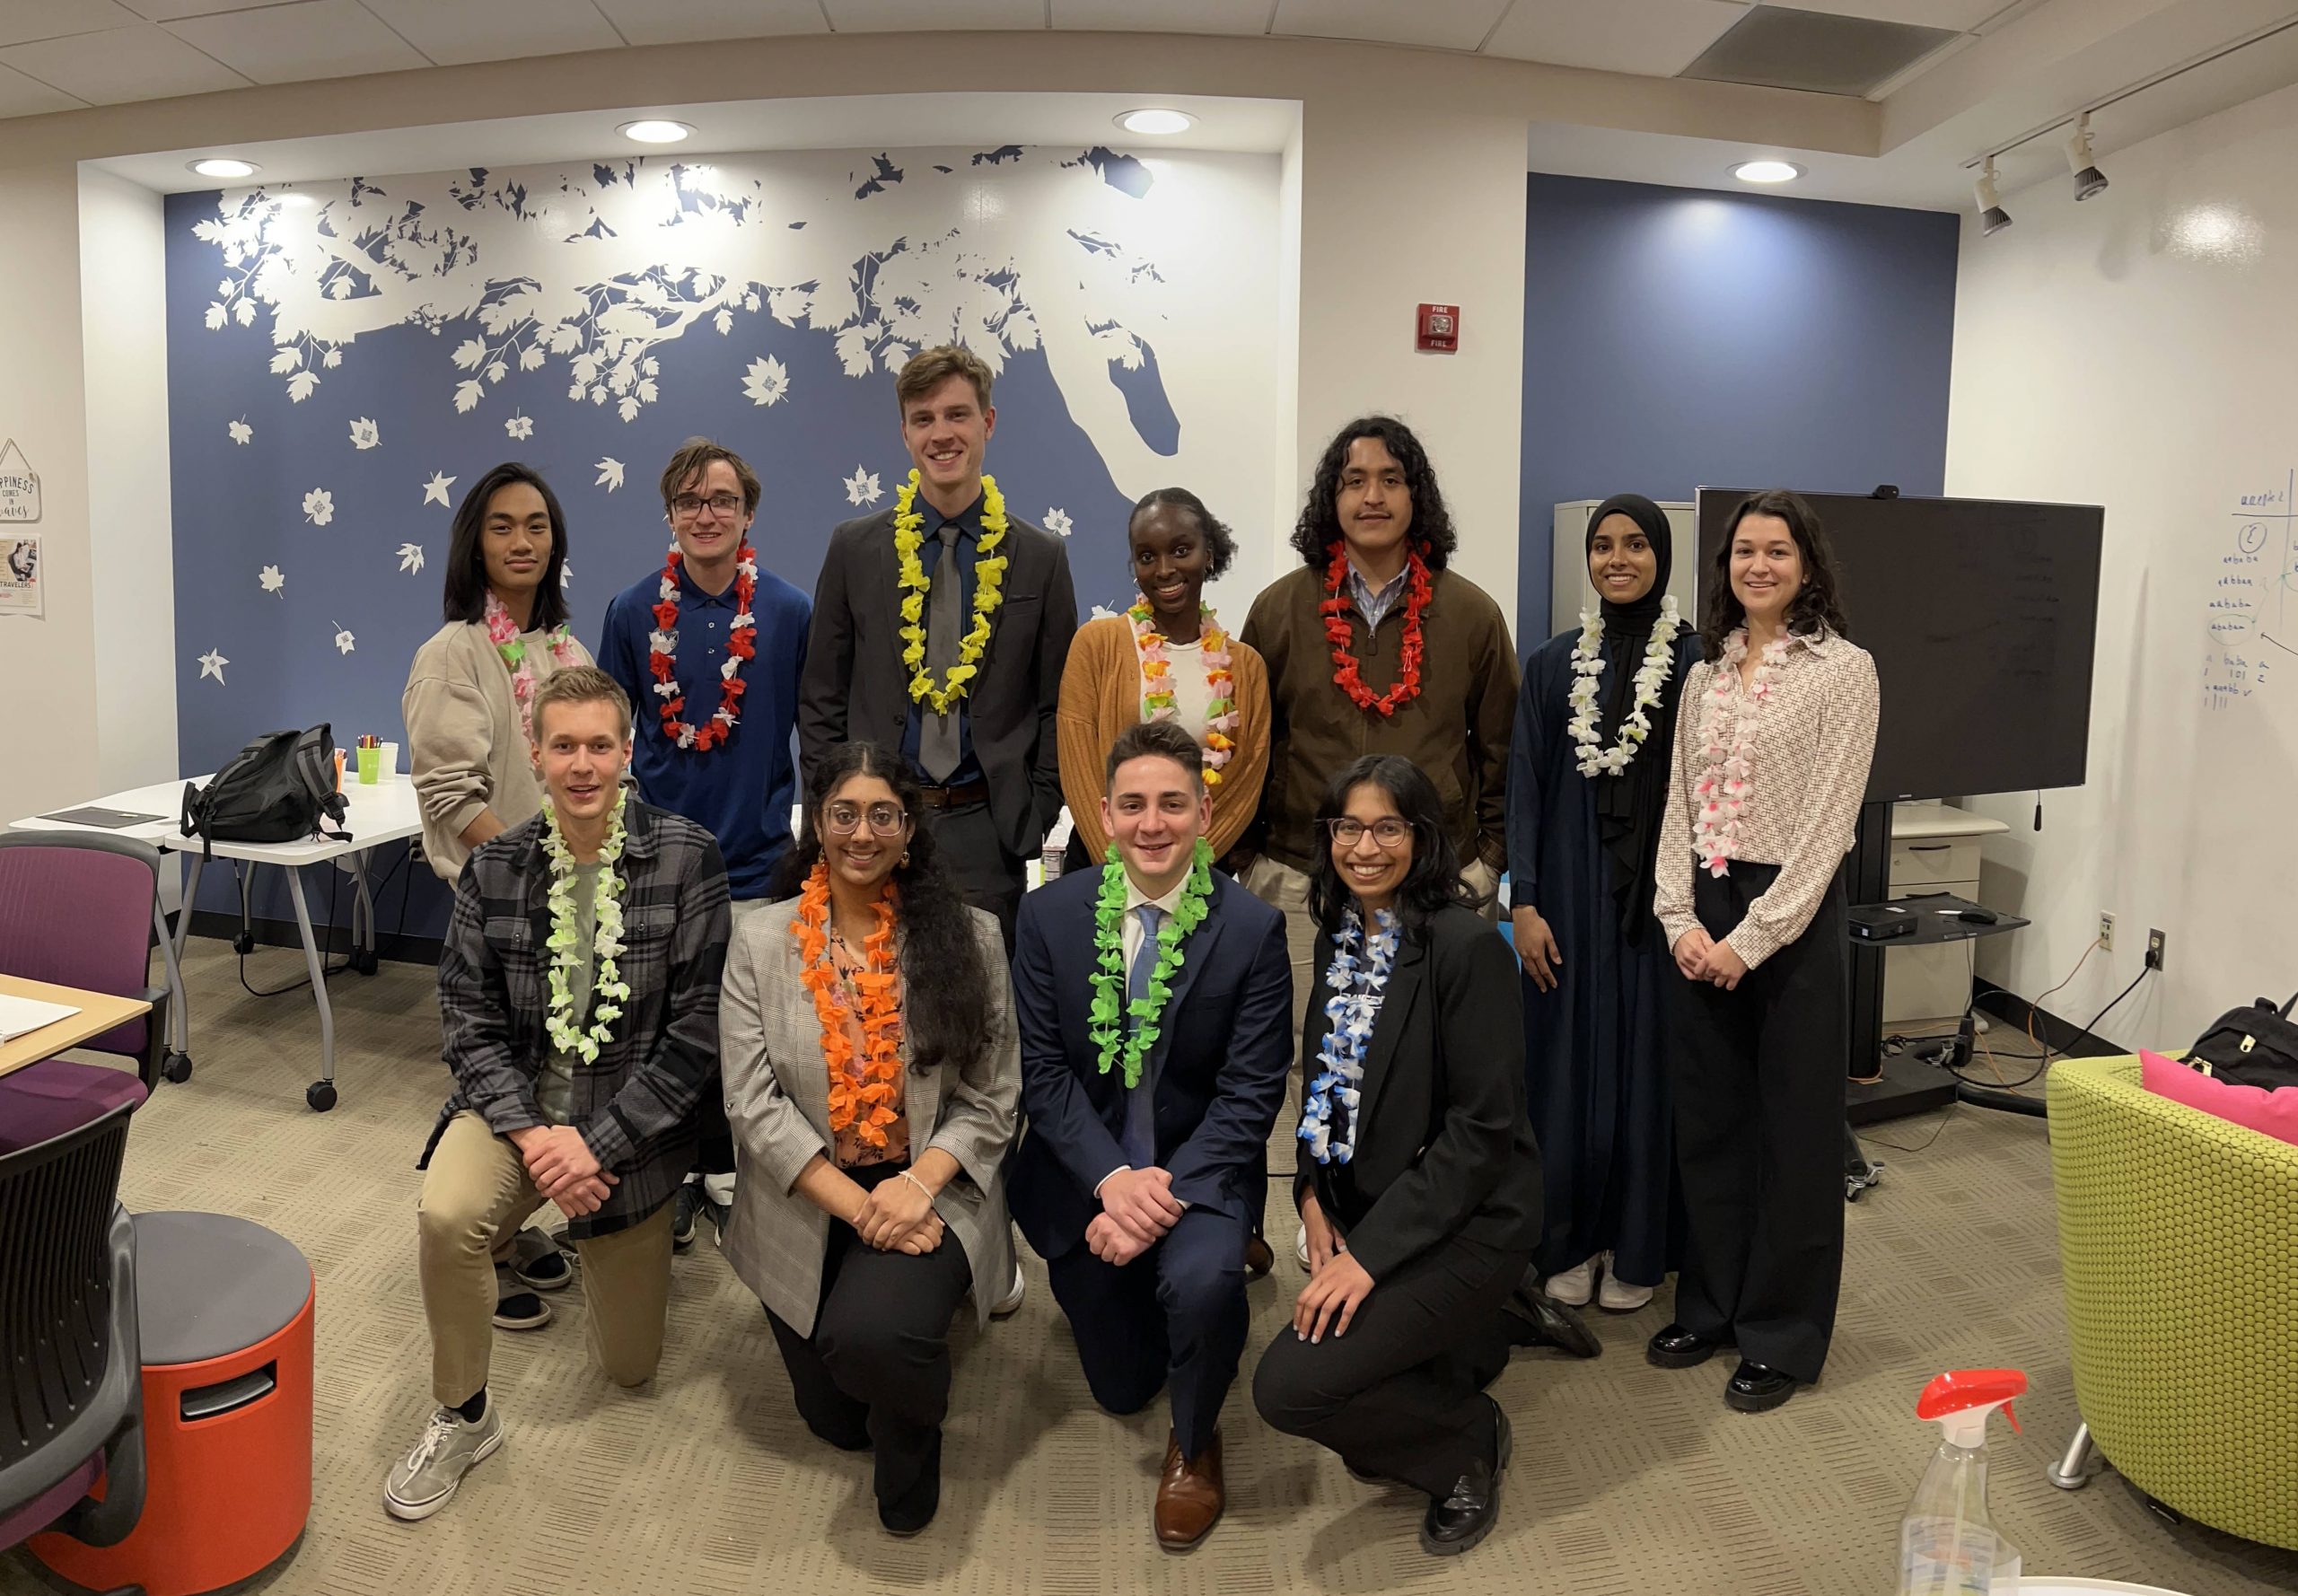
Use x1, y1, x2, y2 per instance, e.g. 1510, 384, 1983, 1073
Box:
895, 469, 1009, 715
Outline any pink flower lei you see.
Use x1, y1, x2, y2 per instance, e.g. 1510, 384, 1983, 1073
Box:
484, 589, 582, 743
1128, 600, 1240, 787
1690, 627, 1792, 877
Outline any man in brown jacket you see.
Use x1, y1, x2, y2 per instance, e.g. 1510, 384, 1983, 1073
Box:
1238, 416, 1517, 1030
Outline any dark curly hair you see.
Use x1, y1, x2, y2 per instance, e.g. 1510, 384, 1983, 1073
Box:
775, 742, 993, 1077
1289, 416, 1458, 571
1307, 755, 1473, 939
1128, 487, 1237, 581
1699, 488, 1853, 662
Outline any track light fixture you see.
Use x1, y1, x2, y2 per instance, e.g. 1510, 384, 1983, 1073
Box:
1974, 156, 2013, 237
2065, 113, 2109, 202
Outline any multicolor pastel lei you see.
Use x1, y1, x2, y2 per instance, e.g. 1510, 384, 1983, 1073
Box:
483, 589, 582, 744
1299, 905, 1400, 1165
1127, 600, 1240, 788
1691, 627, 1792, 877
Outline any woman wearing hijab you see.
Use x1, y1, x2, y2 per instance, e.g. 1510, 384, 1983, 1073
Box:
1504, 495, 1700, 1313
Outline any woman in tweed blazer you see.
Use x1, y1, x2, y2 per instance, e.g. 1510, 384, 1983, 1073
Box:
720, 740, 1020, 1537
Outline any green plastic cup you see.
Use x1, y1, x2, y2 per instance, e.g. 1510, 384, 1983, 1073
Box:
356, 746, 381, 785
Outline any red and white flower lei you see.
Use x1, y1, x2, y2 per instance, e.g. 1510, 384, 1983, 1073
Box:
483, 589, 582, 745
1128, 600, 1240, 788
1691, 627, 1791, 877
647, 541, 758, 752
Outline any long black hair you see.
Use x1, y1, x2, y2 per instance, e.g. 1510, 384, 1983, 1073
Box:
1289, 416, 1459, 571
1307, 755, 1473, 937
442, 461, 572, 631
1699, 487, 1851, 662
1128, 487, 1237, 580
776, 741, 993, 1076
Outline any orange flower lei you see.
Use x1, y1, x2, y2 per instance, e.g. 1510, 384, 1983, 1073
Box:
792, 864, 905, 1147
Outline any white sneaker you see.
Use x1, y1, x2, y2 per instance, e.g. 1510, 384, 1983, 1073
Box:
1295, 1229, 1311, 1269
990, 1260, 1026, 1318
383, 1403, 503, 1521
1543, 1256, 1598, 1307
1596, 1255, 1653, 1312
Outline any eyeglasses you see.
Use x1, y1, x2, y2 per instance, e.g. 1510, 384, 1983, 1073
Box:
824, 801, 908, 837
1323, 817, 1414, 850
670, 493, 746, 520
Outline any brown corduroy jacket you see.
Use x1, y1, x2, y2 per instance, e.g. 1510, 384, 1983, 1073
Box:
1239, 562, 1517, 874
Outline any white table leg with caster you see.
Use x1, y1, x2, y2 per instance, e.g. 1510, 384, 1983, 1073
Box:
282, 863, 339, 1112
163, 853, 210, 1083
152, 896, 194, 1083
349, 852, 378, 975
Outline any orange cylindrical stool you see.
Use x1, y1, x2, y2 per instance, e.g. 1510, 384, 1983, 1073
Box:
33, 1213, 314, 1596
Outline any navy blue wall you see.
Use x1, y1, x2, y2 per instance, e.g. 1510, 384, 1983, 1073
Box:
1517, 173, 1959, 641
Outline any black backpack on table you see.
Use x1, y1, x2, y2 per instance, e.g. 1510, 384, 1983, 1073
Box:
180, 725, 352, 861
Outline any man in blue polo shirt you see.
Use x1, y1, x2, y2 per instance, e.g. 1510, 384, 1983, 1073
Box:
601, 437, 811, 1241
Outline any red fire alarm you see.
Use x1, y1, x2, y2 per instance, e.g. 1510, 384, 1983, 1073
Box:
1417, 303, 1460, 354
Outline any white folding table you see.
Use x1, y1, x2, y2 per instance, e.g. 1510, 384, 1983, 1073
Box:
10, 774, 425, 1110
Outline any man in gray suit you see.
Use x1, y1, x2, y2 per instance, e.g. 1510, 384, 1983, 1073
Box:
798, 344, 1078, 950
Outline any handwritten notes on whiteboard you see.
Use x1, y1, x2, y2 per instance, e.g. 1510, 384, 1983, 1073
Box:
2207, 474, 2295, 710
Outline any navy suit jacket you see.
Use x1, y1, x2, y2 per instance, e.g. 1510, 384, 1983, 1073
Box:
1007, 864, 1293, 1261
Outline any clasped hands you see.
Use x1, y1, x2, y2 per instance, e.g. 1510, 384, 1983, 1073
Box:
510, 1125, 617, 1217
1671, 926, 1749, 991
1292, 1194, 1373, 1343
1087, 1165, 1186, 1266
849, 1171, 944, 1255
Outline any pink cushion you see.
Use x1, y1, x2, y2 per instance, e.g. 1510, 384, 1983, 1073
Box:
2142, 1049, 2298, 1148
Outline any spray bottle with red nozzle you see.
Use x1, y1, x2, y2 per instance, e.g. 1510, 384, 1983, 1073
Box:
1897, 1368, 2027, 1595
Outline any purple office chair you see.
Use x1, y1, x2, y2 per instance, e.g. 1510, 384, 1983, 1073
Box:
0, 832, 174, 1089
0, 1060, 148, 1563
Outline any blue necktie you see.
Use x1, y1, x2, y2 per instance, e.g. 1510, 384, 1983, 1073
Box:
1118, 904, 1163, 1170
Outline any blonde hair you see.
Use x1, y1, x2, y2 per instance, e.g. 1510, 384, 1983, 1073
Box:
529, 664, 632, 742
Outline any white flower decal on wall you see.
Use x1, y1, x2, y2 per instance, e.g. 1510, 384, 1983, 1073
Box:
423, 471, 455, 506
1043, 507, 1074, 538
198, 647, 228, 683
844, 467, 882, 506
303, 488, 334, 526
228, 418, 252, 445
398, 542, 425, 574
348, 417, 381, 451
259, 564, 285, 595
505, 413, 535, 441
595, 457, 625, 492
741, 355, 790, 408
332, 623, 356, 655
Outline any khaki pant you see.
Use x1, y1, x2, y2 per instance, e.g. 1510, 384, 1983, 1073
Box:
1240, 855, 1501, 1034
417, 1110, 676, 1406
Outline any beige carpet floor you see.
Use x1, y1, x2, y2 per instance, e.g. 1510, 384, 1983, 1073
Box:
10, 941, 2298, 1596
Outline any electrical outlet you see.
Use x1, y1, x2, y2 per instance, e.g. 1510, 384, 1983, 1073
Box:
2147, 928, 2167, 971
2098, 912, 2115, 951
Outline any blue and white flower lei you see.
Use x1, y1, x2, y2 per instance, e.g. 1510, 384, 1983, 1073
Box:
1298, 906, 1400, 1165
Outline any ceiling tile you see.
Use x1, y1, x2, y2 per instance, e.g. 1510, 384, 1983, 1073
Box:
1269, 0, 1511, 52
1051, 0, 1268, 31
0, 52, 82, 111
1768, 0, 1999, 31
822, 0, 1044, 30
115, 2, 285, 18
0, 0, 137, 47
163, 0, 430, 79
588, 0, 828, 46
358, 0, 623, 64
0, 21, 249, 101
1485, 0, 1747, 76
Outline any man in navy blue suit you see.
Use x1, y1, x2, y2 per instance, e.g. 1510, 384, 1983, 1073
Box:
1009, 719, 1292, 1549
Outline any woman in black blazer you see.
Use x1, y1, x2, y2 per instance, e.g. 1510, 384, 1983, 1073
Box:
1252, 755, 1540, 1558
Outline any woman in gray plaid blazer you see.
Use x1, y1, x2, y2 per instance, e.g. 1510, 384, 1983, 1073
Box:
719, 741, 1020, 1537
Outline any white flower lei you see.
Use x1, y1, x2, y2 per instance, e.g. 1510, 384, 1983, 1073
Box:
542, 790, 632, 1065
1690, 628, 1792, 878
1298, 906, 1400, 1166
1566, 595, 1681, 778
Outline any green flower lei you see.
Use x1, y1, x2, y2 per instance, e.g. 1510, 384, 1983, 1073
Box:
1088, 837, 1215, 1089
541, 789, 632, 1065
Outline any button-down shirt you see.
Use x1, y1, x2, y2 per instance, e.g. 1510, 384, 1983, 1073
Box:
1349, 559, 1410, 631
1097, 866, 1195, 1193
899, 492, 987, 787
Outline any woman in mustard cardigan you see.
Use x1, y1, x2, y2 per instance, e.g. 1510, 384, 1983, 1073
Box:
1057, 487, 1270, 867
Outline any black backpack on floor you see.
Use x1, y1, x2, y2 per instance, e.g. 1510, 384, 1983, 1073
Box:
180, 725, 351, 860
2185, 993, 2298, 1091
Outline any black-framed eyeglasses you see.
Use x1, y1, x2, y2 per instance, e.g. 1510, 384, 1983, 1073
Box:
1322, 817, 1414, 850
824, 801, 908, 837
670, 492, 745, 520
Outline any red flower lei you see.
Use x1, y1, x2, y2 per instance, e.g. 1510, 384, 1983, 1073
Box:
646, 542, 758, 752
791, 864, 905, 1146
1320, 545, 1433, 716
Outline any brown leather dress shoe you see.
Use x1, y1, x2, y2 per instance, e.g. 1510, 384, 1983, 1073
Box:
1153, 1430, 1224, 1548
1244, 1235, 1275, 1280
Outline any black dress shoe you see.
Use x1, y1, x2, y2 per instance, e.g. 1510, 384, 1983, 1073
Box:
1504, 1288, 1602, 1359
1421, 1400, 1511, 1557
1724, 1360, 1798, 1413
1645, 1322, 1722, 1369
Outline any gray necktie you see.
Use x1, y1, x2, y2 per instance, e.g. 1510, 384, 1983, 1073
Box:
918, 522, 964, 783
1118, 904, 1163, 1170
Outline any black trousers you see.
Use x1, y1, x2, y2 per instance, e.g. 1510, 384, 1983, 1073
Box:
1042, 1206, 1249, 1460
1252, 1232, 1526, 1499
922, 799, 1024, 954
1663, 859, 1848, 1383
763, 1162, 975, 1516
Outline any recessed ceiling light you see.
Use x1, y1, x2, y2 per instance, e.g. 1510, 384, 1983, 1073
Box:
618, 119, 693, 145
1117, 109, 1194, 136
189, 157, 259, 180
1732, 160, 1803, 184
276, 192, 315, 208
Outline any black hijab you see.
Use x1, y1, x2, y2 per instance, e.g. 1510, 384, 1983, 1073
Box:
1583, 494, 1681, 943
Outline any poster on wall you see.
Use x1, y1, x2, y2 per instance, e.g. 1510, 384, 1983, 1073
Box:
0, 534, 40, 617
0, 438, 39, 523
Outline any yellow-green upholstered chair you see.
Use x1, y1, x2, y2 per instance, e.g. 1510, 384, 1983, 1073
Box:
2044, 1054, 2298, 1550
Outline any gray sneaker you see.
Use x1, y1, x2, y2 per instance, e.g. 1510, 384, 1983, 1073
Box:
383, 1403, 503, 1521
505, 1227, 572, 1291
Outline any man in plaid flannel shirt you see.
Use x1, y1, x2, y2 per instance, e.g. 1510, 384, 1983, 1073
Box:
386, 665, 731, 1522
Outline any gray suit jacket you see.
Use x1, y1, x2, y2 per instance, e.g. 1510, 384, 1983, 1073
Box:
718, 897, 1020, 1336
